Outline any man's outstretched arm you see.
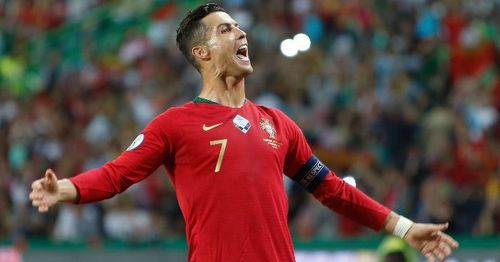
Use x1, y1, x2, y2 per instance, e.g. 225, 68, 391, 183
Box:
29, 114, 172, 211
310, 169, 458, 262
277, 107, 459, 261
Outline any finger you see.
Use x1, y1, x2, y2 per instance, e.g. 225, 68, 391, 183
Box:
32, 199, 42, 207
429, 223, 448, 233
45, 169, 57, 182
31, 180, 43, 190
439, 241, 452, 257
421, 239, 440, 255
433, 248, 446, 261
422, 238, 441, 260
29, 191, 43, 201
440, 232, 459, 248
44, 169, 58, 191
424, 252, 436, 262
44, 170, 53, 186
38, 203, 48, 212
33, 197, 49, 208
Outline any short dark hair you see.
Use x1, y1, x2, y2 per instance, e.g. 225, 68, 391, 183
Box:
176, 3, 225, 71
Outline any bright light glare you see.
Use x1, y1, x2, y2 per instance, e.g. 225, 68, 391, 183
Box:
280, 33, 312, 57
343, 176, 357, 187
280, 39, 298, 57
293, 33, 311, 51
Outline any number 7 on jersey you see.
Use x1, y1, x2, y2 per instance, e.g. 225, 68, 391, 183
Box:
209, 139, 228, 173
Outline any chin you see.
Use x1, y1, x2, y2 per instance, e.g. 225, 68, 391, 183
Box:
240, 65, 253, 77
231, 54, 253, 77
227, 63, 253, 78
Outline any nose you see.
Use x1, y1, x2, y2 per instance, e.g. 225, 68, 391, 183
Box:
235, 26, 246, 40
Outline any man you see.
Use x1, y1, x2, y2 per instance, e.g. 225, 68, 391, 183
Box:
29, 3, 458, 261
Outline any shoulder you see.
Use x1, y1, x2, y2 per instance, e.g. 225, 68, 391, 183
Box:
152, 102, 194, 122
249, 101, 302, 138
145, 102, 195, 131
160, 101, 195, 117
251, 102, 294, 123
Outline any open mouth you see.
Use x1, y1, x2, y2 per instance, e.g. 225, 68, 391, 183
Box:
236, 44, 250, 62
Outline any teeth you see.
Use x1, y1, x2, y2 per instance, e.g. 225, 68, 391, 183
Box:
237, 44, 248, 53
236, 44, 249, 62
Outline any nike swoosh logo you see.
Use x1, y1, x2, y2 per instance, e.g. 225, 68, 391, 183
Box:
202, 123, 223, 131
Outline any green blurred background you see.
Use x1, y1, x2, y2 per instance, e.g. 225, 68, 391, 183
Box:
1, 0, 499, 261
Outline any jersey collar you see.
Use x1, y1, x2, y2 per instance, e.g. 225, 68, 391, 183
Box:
193, 96, 247, 105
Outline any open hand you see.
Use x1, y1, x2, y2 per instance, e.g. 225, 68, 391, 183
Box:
404, 223, 459, 261
29, 169, 60, 212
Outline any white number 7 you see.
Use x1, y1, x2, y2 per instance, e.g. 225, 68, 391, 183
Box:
209, 139, 228, 173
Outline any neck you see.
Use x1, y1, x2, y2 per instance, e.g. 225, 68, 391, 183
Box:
199, 74, 246, 108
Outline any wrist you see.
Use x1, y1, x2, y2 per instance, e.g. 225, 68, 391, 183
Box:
393, 216, 414, 239
57, 179, 78, 202
384, 212, 414, 239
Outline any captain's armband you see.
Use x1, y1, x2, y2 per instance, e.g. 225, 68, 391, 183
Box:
291, 155, 329, 193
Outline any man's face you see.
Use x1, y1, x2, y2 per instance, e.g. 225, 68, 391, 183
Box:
200, 12, 253, 78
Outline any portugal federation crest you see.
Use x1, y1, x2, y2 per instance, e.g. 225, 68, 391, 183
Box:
260, 118, 281, 149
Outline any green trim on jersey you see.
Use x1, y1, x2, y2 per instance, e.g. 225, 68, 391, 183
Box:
193, 97, 247, 105
193, 97, 219, 104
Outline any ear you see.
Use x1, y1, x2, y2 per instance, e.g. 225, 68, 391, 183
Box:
192, 45, 210, 62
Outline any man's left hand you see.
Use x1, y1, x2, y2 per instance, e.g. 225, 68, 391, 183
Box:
404, 223, 459, 262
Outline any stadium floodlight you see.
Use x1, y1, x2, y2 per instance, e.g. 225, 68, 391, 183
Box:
280, 38, 298, 57
280, 33, 312, 57
293, 33, 311, 52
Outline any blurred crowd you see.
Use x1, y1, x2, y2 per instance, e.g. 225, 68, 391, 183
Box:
0, 0, 499, 245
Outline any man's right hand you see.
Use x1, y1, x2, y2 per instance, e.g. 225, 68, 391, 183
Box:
29, 169, 77, 212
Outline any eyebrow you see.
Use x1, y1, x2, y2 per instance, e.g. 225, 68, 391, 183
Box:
216, 22, 239, 30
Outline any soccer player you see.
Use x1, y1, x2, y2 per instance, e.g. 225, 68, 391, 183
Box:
29, 3, 458, 262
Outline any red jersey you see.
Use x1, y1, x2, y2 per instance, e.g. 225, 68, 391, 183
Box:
70, 100, 390, 261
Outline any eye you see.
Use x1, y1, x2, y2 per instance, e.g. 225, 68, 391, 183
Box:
221, 25, 231, 33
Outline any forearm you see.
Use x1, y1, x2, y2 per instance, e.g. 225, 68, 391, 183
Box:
70, 166, 122, 204
57, 179, 78, 203
69, 128, 167, 204
312, 172, 391, 231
